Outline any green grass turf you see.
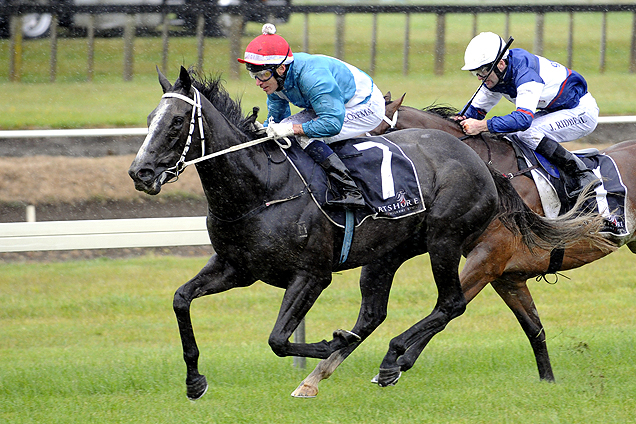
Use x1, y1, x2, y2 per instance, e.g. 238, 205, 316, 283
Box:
1, 247, 635, 423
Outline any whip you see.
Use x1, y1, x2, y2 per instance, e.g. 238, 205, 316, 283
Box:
460, 36, 514, 116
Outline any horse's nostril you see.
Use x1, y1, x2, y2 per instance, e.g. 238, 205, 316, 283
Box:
137, 168, 155, 182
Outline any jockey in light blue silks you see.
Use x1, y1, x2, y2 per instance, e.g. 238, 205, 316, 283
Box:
238, 24, 385, 209
457, 32, 600, 197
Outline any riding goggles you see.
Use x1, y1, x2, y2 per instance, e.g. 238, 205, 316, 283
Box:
249, 67, 276, 82
470, 64, 493, 79
246, 47, 291, 82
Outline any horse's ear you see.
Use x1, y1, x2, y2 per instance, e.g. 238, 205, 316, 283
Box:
247, 106, 260, 123
178, 66, 192, 93
383, 91, 392, 103
157, 65, 172, 93
396, 93, 406, 108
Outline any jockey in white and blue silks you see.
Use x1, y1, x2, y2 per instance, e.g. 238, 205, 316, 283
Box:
238, 24, 384, 210
458, 32, 600, 198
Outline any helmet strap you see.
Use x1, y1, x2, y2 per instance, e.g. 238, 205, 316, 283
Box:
275, 65, 289, 91
274, 47, 291, 91
492, 58, 508, 85
490, 37, 507, 85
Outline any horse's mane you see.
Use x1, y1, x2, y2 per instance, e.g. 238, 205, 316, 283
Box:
421, 103, 460, 120
187, 70, 261, 138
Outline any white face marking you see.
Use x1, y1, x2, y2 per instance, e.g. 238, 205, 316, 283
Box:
137, 100, 171, 157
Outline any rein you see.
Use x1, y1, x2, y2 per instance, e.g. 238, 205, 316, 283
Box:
159, 87, 291, 184
159, 87, 355, 262
384, 106, 498, 167
458, 133, 493, 165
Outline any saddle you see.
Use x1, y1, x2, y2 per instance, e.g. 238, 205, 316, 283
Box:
274, 136, 426, 228
507, 137, 628, 236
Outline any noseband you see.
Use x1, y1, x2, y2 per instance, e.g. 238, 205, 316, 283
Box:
158, 87, 290, 184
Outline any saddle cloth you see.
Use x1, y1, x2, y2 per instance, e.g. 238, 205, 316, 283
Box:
511, 140, 629, 236
282, 135, 426, 228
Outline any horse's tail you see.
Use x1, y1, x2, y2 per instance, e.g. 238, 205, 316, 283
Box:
488, 166, 616, 254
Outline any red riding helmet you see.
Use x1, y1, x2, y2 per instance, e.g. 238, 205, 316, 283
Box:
237, 24, 294, 67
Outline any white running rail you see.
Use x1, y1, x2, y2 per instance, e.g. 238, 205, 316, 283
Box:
1, 118, 634, 253
0, 216, 209, 253
0, 116, 634, 139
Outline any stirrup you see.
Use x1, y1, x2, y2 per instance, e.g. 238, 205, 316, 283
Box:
566, 170, 600, 198
325, 192, 366, 209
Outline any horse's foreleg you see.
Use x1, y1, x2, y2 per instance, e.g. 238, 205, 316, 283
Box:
173, 289, 207, 400
291, 260, 398, 397
269, 275, 368, 359
491, 278, 555, 381
173, 253, 255, 400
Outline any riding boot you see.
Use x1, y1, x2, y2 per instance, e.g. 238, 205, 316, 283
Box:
319, 153, 366, 209
535, 137, 599, 198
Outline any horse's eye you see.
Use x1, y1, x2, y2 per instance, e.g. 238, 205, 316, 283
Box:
169, 116, 185, 137
172, 116, 185, 128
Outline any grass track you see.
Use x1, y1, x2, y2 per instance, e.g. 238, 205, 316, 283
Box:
1, 248, 635, 423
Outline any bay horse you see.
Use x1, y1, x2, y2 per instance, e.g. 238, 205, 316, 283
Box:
128, 67, 610, 400
301, 93, 636, 394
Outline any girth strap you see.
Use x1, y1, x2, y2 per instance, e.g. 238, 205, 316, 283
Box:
339, 210, 355, 265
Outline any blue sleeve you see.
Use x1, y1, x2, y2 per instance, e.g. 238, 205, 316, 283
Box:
297, 70, 345, 138
487, 107, 535, 133
464, 105, 487, 120
265, 94, 291, 125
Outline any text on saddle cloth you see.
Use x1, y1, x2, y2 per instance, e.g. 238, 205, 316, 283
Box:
283, 136, 426, 228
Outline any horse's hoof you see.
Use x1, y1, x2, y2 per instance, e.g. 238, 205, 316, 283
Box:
186, 374, 208, 401
371, 367, 402, 387
290, 381, 318, 398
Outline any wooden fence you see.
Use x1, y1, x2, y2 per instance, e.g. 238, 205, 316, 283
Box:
3, 3, 636, 82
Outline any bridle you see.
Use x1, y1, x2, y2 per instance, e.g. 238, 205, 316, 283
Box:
157, 87, 291, 184
159, 88, 204, 183
382, 108, 399, 129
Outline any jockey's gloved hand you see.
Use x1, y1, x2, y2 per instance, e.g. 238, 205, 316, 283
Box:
266, 122, 294, 139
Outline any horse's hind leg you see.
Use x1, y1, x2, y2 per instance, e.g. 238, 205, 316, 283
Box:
377, 236, 467, 387
173, 254, 255, 400
491, 278, 555, 381
292, 254, 407, 398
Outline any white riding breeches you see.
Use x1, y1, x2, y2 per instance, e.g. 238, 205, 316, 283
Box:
281, 85, 385, 149
513, 92, 599, 150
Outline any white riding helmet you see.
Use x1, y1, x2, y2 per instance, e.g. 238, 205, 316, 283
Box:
461, 32, 508, 71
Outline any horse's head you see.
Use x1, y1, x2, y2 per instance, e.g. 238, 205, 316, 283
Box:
129, 66, 199, 195
368, 92, 406, 136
